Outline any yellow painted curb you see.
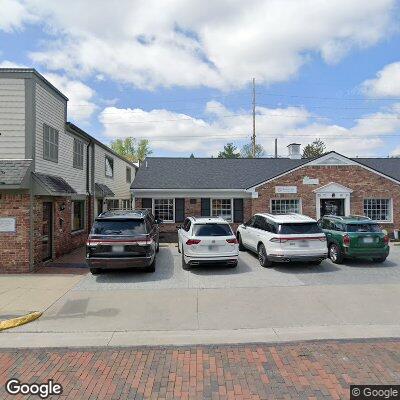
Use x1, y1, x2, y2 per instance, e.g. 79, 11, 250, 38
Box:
0, 311, 42, 331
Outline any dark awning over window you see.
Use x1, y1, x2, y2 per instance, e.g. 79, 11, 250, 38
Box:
33, 172, 76, 195
95, 183, 115, 198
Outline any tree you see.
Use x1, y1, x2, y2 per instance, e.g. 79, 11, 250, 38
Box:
240, 142, 266, 158
189, 153, 195, 158
110, 137, 152, 162
302, 138, 326, 159
217, 143, 240, 159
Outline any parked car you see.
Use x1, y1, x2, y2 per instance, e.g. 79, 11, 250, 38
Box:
236, 213, 327, 267
86, 209, 161, 274
177, 217, 239, 270
318, 215, 390, 264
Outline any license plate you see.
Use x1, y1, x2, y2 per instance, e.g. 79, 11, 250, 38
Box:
208, 245, 218, 250
112, 245, 124, 252
298, 240, 309, 247
363, 237, 374, 243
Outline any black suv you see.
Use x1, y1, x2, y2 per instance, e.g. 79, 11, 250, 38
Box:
86, 210, 161, 274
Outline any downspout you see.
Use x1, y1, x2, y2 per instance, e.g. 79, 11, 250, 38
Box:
90, 141, 95, 225
86, 142, 91, 230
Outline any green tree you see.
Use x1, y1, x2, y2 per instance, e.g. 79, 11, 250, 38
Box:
217, 143, 240, 159
110, 137, 152, 162
240, 142, 266, 158
302, 138, 326, 159
189, 153, 195, 158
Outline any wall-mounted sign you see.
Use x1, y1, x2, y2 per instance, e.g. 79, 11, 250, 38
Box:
275, 186, 297, 194
0, 217, 16, 233
303, 176, 319, 185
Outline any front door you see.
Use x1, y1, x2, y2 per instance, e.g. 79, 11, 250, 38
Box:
42, 202, 53, 261
320, 198, 345, 217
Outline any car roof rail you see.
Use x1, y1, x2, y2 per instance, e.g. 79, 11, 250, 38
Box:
327, 215, 344, 220
348, 214, 371, 220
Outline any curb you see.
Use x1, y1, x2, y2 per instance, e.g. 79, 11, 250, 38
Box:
0, 312, 42, 332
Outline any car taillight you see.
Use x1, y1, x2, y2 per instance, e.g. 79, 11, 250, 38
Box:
270, 238, 288, 243
384, 235, 389, 245
86, 240, 98, 247
226, 238, 238, 244
186, 239, 201, 245
343, 234, 350, 246
137, 237, 153, 246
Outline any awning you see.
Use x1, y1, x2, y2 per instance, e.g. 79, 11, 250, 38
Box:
33, 173, 77, 196
95, 183, 115, 198
0, 159, 32, 189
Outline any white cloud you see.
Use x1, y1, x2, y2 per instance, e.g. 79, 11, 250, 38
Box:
0, 0, 34, 32
0, 60, 28, 68
390, 146, 400, 157
361, 61, 400, 97
99, 102, 400, 157
4, 0, 395, 89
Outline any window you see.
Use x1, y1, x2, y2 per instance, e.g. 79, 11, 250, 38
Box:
346, 224, 382, 233
183, 218, 191, 232
278, 223, 322, 235
253, 216, 267, 230
126, 167, 131, 183
153, 199, 174, 222
271, 199, 300, 214
92, 219, 145, 235
107, 199, 119, 210
105, 155, 114, 177
43, 124, 59, 162
121, 199, 131, 210
193, 224, 233, 237
73, 138, 84, 169
72, 201, 85, 231
364, 199, 391, 222
211, 199, 232, 221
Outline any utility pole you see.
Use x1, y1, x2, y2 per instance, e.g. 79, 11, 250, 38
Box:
275, 138, 278, 158
252, 78, 256, 158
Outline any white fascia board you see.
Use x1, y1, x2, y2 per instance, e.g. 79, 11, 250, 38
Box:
131, 188, 252, 198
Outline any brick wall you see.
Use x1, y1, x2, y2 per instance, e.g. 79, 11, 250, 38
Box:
0, 192, 30, 273
253, 165, 400, 232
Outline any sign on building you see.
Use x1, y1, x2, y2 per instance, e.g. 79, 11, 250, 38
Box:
0, 217, 16, 233
275, 186, 297, 194
303, 176, 319, 185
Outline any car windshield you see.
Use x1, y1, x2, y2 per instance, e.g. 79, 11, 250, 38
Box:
193, 223, 232, 236
278, 222, 322, 235
92, 219, 146, 235
346, 223, 381, 233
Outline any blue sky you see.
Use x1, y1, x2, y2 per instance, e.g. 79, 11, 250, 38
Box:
1, 0, 400, 158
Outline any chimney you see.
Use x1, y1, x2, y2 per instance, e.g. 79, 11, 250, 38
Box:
287, 143, 301, 159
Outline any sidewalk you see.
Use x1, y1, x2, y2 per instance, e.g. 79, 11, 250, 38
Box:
0, 339, 399, 399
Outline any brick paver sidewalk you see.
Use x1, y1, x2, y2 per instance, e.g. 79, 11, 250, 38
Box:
0, 339, 399, 399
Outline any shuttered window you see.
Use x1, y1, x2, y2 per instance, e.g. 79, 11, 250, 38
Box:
73, 138, 84, 169
175, 198, 185, 223
201, 198, 210, 217
43, 124, 59, 163
233, 199, 244, 223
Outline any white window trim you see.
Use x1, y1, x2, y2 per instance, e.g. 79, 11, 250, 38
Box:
363, 198, 393, 224
105, 155, 114, 178
270, 198, 302, 215
210, 198, 234, 222
152, 198, 175, 223
71, 200, 86, 233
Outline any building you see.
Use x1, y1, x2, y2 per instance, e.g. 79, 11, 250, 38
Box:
131, 146, 400, 241
0, 69, 136, 273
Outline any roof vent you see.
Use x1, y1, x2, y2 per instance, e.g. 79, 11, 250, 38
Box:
287, 143, 301, 159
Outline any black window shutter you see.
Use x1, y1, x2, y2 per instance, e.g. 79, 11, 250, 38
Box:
201, 198, 210, 217
175, 198, 185, 223
233, 198, 244, 223
142, 198, 152, 209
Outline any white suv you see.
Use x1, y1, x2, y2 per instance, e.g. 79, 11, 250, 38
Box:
178, 217, 239, 270
236, 213, 327, 267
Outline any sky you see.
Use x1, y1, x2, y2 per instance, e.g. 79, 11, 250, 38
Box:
1, 0, 400, 158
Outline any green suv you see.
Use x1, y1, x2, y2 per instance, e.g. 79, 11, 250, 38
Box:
319, 215, 390, 264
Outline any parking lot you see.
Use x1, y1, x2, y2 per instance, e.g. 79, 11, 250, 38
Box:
75, 243, 400, 291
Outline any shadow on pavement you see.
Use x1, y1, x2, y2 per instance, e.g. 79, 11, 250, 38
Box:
188, 260, 252, 276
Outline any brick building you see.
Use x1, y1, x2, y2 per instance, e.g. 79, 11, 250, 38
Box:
0, 69, 136, 273
131, 147, 400, 242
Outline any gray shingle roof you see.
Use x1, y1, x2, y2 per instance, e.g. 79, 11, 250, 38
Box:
131, 158, 308, 190
0, 160, 32, 185
33, 173, 76, 194
95, 183, 115, 197
131, 155, 400, 190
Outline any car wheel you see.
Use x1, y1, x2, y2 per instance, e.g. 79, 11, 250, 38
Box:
146, 256, 156, 273
90, 268, 101, 275
258, 243, 272, 268
156, 240, 160, 253
329, 243, 343, 264
373, 257, 387, 263
237, 233, 246, 251
177, 240, 181, 253
181, 249, 190, 270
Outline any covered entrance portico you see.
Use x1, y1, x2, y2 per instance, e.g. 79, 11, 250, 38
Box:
314, 182, 352, 220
